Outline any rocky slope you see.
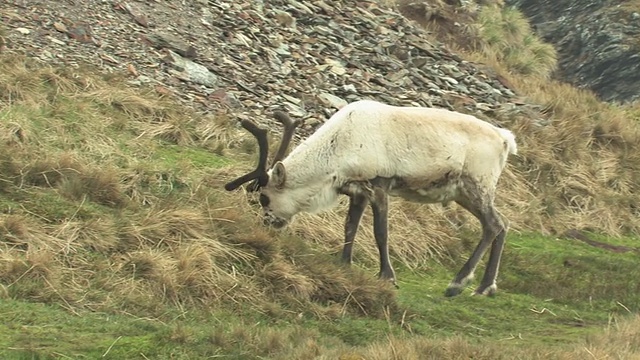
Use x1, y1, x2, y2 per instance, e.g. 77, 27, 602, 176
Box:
507, 0, 640, 103
1, 0, 540, 139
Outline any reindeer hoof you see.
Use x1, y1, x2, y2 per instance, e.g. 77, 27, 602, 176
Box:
473, 283, 497, 297
383, 278, 399, 289
378, 271, 398, 289
376, 277, 399, 289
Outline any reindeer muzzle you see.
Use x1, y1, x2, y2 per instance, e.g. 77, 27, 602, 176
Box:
263, 214, 288, 229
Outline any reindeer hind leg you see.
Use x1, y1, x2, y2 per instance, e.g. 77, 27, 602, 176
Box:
445, 188, 504, 297
474, 206, 506, 296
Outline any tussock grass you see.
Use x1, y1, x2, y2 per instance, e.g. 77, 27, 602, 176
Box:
1, 11, 640, 355
396, 1, 640, 236
397, 1, 557, 78
465, 5, 557, 77
292, 200, 454, 271
0, 54, 399, 324
495, 75, 640, 235
319, 315, 640, 359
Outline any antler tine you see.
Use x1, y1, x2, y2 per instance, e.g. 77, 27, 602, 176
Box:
224, 119, 270, 191
272, 111, 301, 164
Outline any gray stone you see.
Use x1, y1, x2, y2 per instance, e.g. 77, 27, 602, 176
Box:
318, 92, 348, 109
145, 32, 197, 59
163, 51, 218, 88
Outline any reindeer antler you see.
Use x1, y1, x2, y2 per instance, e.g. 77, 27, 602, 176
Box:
224, 119, 269, 191
224, 111, 300, 192
272, 111, 301, 164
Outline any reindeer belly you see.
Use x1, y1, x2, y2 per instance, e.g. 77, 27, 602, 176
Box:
387, 172, 461, 204
341, 172, 462, 204
388, 185, 458, 203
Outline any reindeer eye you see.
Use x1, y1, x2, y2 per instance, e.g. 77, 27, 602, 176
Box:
259, 194, 270, 207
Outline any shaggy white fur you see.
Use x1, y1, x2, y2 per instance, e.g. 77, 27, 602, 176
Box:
260, 99, 517, 223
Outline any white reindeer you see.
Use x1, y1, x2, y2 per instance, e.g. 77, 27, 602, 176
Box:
225, 100, 517, 296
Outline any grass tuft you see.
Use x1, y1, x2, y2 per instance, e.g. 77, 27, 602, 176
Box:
261, 257, 318, 300
59, 165, 127, 207
1, 28, 640, 358
24, 153, 83, 188
470, 6, 557, 77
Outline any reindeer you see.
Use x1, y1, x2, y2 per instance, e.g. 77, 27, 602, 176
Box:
225, 100, 517, 296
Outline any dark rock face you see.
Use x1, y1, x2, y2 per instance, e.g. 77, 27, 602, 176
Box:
507, 0, 640, 103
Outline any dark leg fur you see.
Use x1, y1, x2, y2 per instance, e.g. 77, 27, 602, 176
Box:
445, 189, 505, 297
341, 194, 368, 264
370, 188, 397, 287
475, 211, 506, 296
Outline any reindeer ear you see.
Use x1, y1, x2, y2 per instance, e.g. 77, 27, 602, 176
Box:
271, 161, 286, 189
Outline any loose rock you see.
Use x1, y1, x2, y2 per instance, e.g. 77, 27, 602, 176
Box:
1, 0, 541, 141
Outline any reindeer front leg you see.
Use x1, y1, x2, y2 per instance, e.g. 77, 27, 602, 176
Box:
371, 188, 397, 288
341, 194, 368, 264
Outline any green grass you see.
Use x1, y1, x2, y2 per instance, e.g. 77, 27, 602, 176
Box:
0, 300, 157, 359
392, 232, 637, 344
581, 231, 640, 248
469, 5, 557, 77
1, 189, 105, 222
501, 233, 640, 311
2, 232, 637, 358
1, 53, 640, 359
153, 143, 230, 169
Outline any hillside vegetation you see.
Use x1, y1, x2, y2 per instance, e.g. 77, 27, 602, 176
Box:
1, 0, 640, 358
398, 0, 640, 237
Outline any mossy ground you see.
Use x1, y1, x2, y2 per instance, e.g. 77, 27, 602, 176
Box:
2, 1, 640, 356
2, 232, 638, 359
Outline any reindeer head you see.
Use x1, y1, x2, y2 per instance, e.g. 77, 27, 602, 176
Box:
224, 112, 301, 228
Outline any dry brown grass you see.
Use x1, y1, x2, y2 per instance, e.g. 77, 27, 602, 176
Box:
195, 111, 237, 153
384, 1, 640, 237
5, 48, 632, 314
495, 75, 640, 235
0, 54, 400, 321
292, 199, 455, 270
308, 314, 640, 360
0, 10, 639, 341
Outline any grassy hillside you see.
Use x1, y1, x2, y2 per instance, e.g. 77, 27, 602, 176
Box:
396, 0, 640, 237
1, 50, 639, 360
1, 0, 640, 358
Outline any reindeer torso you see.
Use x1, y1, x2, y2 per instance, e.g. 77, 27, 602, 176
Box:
226, 99, 517, 297
283, 100, 512, 206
